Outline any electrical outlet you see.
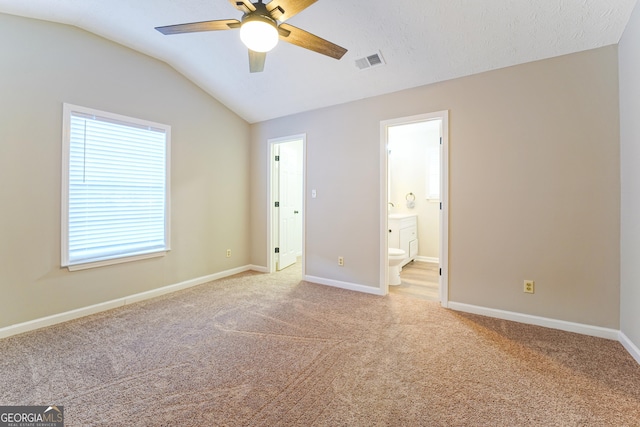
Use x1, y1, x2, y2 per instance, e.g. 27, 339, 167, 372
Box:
226, 249, 231, 258
524, 280, 535, 294
338, 256, 344, 266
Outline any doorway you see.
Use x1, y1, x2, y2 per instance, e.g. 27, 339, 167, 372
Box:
268, 135, 305, 273
380, 112, 449, 306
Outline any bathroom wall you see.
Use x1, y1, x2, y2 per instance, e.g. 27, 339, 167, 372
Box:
388, 120, 441, 260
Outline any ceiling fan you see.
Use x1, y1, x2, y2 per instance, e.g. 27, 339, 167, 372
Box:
155, 0, 347, 73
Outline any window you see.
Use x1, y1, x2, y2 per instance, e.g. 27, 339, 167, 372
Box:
62, 104, 170, 270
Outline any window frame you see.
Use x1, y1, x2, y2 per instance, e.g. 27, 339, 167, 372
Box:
61, 103, 171, 271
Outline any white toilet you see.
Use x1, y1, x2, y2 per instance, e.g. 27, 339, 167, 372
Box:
388, 248, 406, 286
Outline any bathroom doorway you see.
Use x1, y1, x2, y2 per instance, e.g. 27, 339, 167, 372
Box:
268, 135, 305, 273
380, 112, 449, 306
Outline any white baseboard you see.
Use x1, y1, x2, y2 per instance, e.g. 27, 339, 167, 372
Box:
619, 331, 640, 365
415, 256, 439, 264
303, 275, 385, 296
0, 265, 258, 340
448, 302, 620, 340
249, 264, 269, 273
5, 270, 637, 366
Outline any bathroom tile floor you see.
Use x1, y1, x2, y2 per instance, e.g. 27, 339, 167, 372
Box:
390, 260, 440, 301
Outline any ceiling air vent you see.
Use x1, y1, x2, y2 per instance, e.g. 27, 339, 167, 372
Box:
355, 51, 386, 70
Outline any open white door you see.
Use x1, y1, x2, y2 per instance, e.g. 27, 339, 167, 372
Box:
268, 135, 304, 273
276, 142, 299, 270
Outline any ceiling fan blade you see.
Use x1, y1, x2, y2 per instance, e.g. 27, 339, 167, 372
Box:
228, 0, 256, 14
249, 50, 266, 73
278, 23, 347, 60
155, 19, 240, 35
267, 0, 317, 22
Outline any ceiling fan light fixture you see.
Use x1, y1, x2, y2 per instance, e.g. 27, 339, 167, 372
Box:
156, 0, 348, 73
240, 15, 278, 53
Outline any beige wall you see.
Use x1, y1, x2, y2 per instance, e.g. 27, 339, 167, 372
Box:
0, 14, 251, 329
619, 1, 640, 350
251, 46, 620, 328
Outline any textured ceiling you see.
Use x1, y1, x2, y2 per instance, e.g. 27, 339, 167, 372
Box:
0, 0, 636, 123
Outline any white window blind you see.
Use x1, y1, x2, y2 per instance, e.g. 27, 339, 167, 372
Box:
62, 104, 170, 270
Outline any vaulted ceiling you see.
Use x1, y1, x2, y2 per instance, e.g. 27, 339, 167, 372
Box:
0, 0, 636, 123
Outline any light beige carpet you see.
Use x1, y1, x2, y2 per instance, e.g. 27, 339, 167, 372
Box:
1, 264, 639, 426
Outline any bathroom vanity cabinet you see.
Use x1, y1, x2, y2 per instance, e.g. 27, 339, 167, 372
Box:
388, 214, 418, 266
